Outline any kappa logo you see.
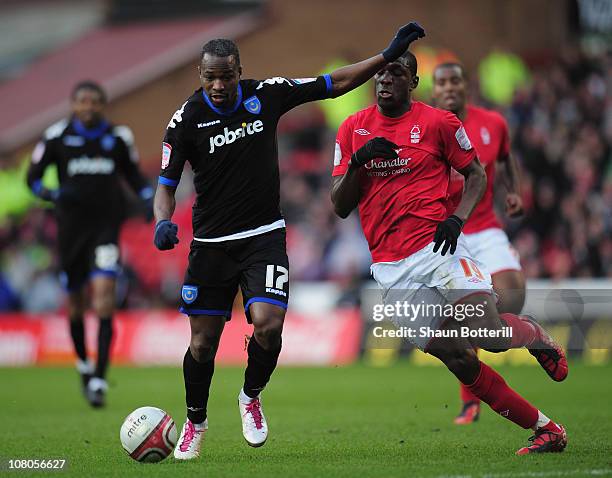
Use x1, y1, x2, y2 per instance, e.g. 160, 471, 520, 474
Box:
182, 285, 198, 304
256, 77, 292, 90
167, 101, 187, 129
197, 120, 220, 129
354, 129, 371, 136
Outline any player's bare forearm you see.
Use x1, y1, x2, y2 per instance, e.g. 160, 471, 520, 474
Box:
331, 166, 361, 218
329, 55, 387, 98
154, 184, 176, 222
500, 153, 521, 195
453, 159, 486, 222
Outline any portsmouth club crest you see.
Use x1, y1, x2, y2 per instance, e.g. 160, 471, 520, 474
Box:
243, 95, 261, 114
181, 285, 198, 304
101, 134, 116, 151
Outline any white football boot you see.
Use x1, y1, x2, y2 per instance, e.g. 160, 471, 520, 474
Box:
76, 359, 94, 394
174, 419, 207, 460
86, 377, 107, 408
238, 390, 268, 447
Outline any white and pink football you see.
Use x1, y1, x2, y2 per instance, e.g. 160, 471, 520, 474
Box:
119, 406, 177, 462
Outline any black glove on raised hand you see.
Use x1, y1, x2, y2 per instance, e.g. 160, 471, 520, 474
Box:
382, 22, 426, 62
154, 219, 179, 250
433, 215, 464, 256
351, 137, 399, 168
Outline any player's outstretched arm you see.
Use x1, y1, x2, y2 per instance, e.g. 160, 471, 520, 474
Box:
328, 22, 425, 98
153, 184, 179, 250
453, 158, 486, 223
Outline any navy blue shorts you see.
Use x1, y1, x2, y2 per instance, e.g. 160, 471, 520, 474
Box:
180, 228, 289, 322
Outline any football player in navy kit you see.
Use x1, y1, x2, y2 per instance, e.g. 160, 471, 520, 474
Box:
27, 81, 153, 408
153, 24, 425, 459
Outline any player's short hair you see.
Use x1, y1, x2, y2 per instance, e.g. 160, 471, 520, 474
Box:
397, 51, 418, 77
433, 62, 467, 80
71, 80, 107, 103
201, 38, 241, 65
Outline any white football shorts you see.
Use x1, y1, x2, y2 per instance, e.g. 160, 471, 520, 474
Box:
370, 235, 494, 351
464, 227, 521, 275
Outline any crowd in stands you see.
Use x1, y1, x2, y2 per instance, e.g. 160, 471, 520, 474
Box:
0, 45, 609, 311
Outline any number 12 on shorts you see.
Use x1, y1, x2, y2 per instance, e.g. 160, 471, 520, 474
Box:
265, 264, 288, 291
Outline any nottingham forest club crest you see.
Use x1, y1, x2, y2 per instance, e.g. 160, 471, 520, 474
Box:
410, 125, 421, 144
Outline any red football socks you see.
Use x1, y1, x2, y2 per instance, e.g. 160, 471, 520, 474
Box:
466, 362, 538, 429
499, 313, 537, 348
460, 382, 480, 403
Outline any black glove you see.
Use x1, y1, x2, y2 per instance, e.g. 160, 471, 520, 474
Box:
382, 22, 426, 62
351, 137, 399, 168
433, 215, 464, 256
154, 219, 179, 250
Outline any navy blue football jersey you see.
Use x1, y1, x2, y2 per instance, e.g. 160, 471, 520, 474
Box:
159, 75, 332, 239
27, 118, 150, 224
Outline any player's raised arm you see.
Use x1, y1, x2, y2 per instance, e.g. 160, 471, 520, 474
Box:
328, 22, 425, 98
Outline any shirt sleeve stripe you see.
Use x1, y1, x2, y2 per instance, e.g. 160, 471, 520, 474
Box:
158, 176, 179, 187
323, 74, 333, 96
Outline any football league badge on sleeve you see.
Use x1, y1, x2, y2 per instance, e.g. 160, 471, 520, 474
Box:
181, 285, 198, 304
243, 96, 261, 114
161, 142, 172, 169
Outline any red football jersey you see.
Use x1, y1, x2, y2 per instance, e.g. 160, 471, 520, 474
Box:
333, 102, 477, 263
447, 105, 510, 233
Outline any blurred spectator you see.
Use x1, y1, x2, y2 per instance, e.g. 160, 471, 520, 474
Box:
478, 49, 531, 106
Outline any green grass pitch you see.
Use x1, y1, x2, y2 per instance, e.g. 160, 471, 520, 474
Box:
1, 362, 610, 477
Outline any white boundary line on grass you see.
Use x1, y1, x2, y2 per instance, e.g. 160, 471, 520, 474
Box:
437, 469, 611, 478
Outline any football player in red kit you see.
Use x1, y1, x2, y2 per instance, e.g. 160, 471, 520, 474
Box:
432, 62, 526, 425
331, 51, 568, 455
